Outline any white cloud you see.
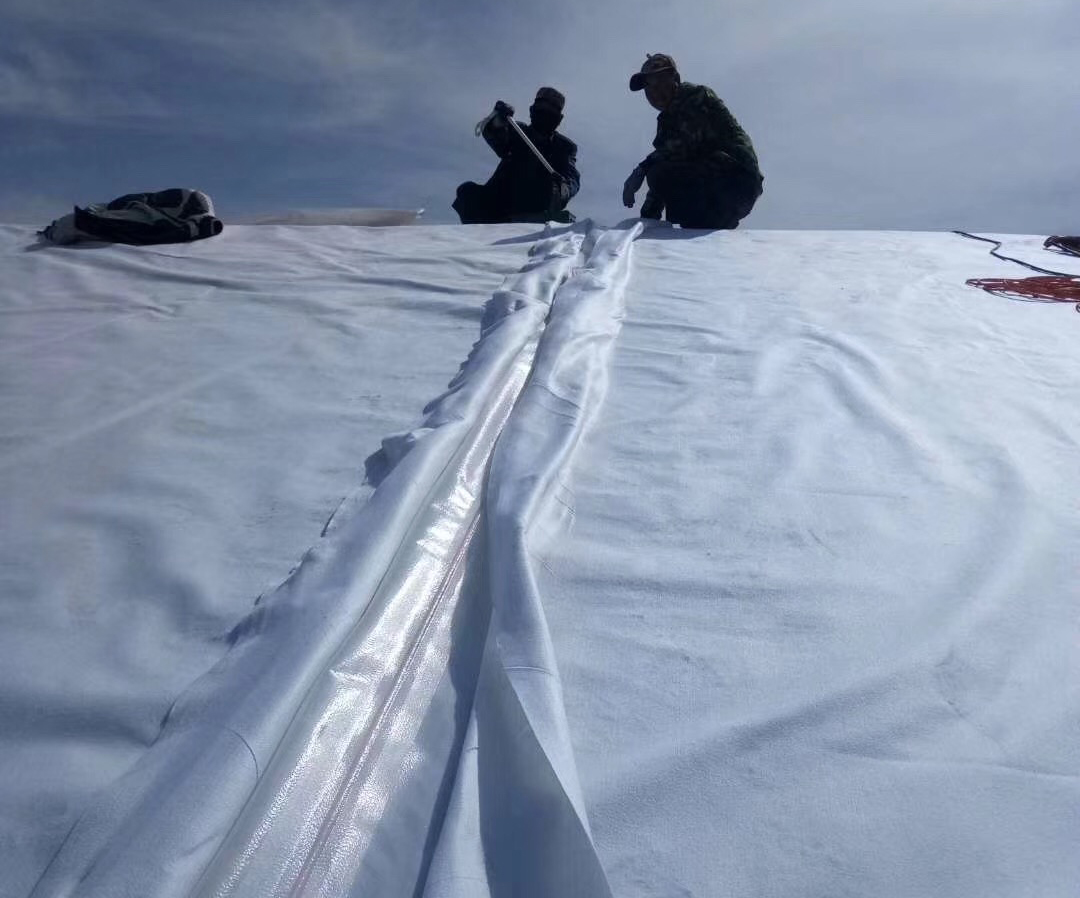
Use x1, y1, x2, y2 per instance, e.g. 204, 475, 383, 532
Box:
0, 37, 166, 122
0, 1, 445, 129
1, 0, 1077, 229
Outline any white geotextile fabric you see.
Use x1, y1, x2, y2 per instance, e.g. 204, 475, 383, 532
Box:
2, 222, 1079, 898
0, 221, 541, 897
538, 228, 1080, 897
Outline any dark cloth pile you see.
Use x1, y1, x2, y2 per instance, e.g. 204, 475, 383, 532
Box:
40, 189, 223, 246
1044, 236, 1080, 257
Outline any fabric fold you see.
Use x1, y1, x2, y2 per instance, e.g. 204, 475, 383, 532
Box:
30, 227, 588, 898
423, 221, 643, 898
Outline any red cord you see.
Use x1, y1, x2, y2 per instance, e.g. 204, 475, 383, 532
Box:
966, 275, 1080, 311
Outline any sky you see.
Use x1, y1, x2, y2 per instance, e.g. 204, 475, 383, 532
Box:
1, 0, 1077, 231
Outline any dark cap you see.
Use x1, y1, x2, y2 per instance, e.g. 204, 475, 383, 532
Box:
629, 53, 678, 91
533, 86, 565, 112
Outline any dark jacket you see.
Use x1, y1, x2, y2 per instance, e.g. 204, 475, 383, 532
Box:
482, 118, 580, 215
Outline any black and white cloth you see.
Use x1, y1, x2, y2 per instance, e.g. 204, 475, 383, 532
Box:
40, 188, 223, 246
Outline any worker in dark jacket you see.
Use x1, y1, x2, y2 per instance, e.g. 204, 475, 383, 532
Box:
623, 54, 763, 229
453, 87, 580, 224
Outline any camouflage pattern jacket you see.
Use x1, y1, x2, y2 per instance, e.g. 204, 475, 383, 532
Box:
643, 83, 761, 183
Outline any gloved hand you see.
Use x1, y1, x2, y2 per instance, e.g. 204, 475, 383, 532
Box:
477, 101, 515, 138
550, 173, 571, 209
622, 164, 647, 208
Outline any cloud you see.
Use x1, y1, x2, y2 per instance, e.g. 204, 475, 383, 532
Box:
0, 36, 166, 122
0, 1, 446, 130
0, 0, 1077, 229
516, 0, 1080, 229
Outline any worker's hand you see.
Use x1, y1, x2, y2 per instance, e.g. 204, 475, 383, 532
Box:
476, 102, 515, 138
622, 165, 647, 208
550, 173, 571, 208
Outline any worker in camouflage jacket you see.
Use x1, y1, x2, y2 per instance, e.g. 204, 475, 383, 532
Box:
454, 87, 580, 224
623, 54, 763, 229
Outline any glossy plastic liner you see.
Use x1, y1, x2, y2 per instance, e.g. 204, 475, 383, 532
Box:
32, 222, 644, 898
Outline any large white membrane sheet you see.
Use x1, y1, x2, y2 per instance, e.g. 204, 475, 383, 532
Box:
0, 221, 542, 897
18, 219, 640, 898
537, 228, 1080, 897
4, 223, 1079, 898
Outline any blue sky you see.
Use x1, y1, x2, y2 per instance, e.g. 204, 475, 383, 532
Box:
1, 0, 1077, 230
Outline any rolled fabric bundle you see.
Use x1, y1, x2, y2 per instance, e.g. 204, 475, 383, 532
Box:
40, 188, 224, 245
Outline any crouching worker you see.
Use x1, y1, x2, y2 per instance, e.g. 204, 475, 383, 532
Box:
453, 87, 580, 224
623, 54, 763, 230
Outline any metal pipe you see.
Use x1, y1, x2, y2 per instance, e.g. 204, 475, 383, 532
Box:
506, 116, 557, 177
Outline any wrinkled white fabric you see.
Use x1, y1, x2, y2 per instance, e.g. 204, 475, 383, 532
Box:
11, 220, 610, 898
424, 221, 642, 898
186, 227, 587, 898
538, 228, 1080, 898
0, 221, 542, 896
3, 223, 1079, 898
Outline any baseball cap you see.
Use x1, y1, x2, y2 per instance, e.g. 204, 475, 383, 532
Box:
533, 86, 566, 112
629, 53, 678, 91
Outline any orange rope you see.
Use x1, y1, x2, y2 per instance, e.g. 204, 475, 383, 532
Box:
954, 231, 1080, 312
966, 275, 1080, 310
